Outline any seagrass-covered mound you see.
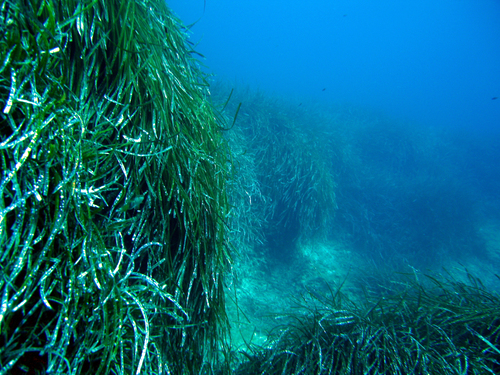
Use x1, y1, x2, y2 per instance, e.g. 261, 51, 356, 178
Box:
0, 0, 231, 373
218, 88, 337, 259
234, 272, 500, 374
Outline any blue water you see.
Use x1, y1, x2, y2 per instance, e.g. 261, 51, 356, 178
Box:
169, 0, 500, 133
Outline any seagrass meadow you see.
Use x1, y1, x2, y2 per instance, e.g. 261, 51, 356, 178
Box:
0, 0, 232, 373
217, 87, 337, 262
214, 87, 500, 374
2, 0, 500, 374
232, 272, 500, 375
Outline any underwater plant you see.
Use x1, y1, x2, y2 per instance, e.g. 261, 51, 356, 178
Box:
0, 0, 231, 373
216, 86, 337, 261
233, 271, 500, 374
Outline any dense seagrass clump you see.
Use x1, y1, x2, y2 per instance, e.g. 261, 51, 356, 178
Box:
217, 87, 337, 258
0, 0, 231, 373
234, 272, 500, 374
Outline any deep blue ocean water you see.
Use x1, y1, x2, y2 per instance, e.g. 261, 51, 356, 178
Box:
169, 0, 500, 133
